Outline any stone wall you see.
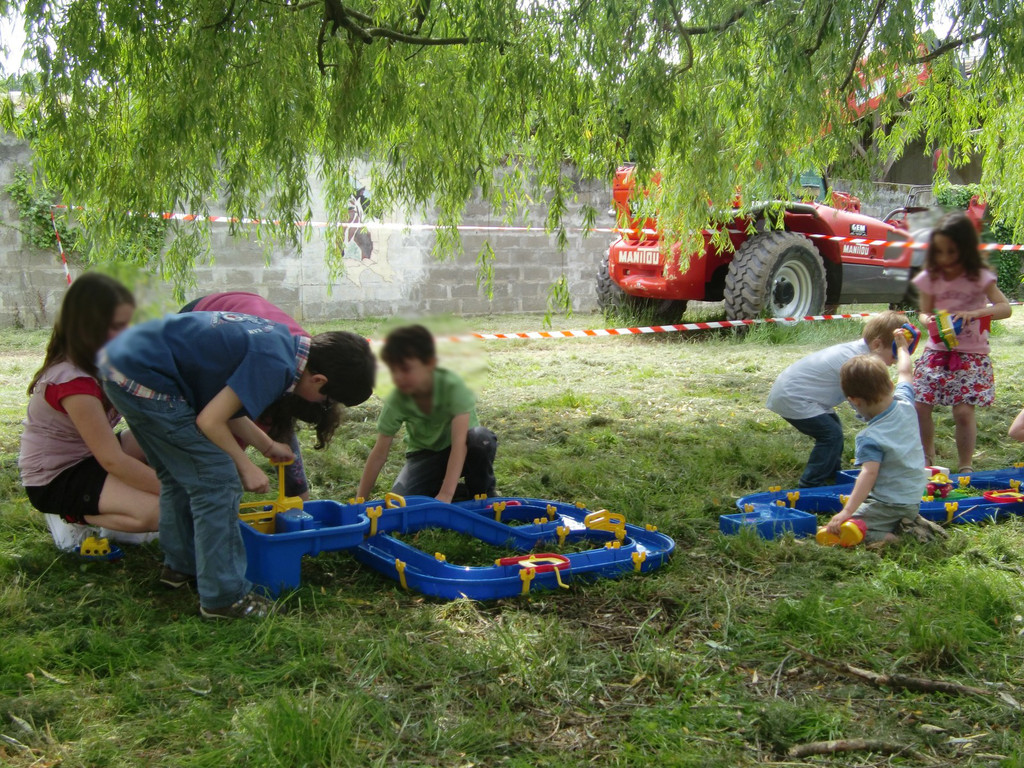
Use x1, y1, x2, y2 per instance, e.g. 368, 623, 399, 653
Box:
2, 128, 936, 329
0, 134, 610, 327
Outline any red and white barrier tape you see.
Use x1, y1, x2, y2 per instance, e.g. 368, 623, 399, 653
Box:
437, 312, 877, 343
50, 204, 1024, 251
49, 210, 72, 285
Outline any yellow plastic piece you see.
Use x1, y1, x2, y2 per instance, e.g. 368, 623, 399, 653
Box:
533, 517, 544, 525
743, 503, 754, 513
815, 522, 864, 547
1015, 463, 1024, 469
935, 309, 959, 350
958, 476, 970, 487
575, 501, 586, 509
474, 493, 488, 500
645, 523, 658, 532
492, 501, 506, 522
605, 540, 622, 549
945, 501, 958, 522
366, 505, 383, 537
632, 551, 647, 572
518, 568, 536, 595
384, 492, 406, 509
395, 559, 407, 590
1012, 479, 1021, 492
348, 496, 365, 505
239, 460, 303, 533
546, 504, 557, 521
556, 525, 570, 546
80, 536, 114, 558
923, 495, 934, 502
775, 500, 785, 507
584, 509, 627, 541
768, 485, 781, 493
839, 494, 849, 505
434, 552, 446, 562
787, 491, 800, 508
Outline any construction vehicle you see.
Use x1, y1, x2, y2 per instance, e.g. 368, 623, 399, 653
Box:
597, 166, 928, 322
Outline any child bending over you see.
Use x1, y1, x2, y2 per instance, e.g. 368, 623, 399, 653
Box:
766, 310, 908, 487
357, 325, 497, 503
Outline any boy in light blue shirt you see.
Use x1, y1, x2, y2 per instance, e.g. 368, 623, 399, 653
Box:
820, 330, 944, 546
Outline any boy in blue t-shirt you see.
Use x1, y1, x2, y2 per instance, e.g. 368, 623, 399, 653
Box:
99, 312, 375, 619
356, 324, 497, 503
818, 330, 944, 547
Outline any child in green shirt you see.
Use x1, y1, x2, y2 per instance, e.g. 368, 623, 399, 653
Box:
357, 325, 497, 503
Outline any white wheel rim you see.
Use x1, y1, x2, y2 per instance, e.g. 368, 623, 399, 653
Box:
771, 258, 816, 317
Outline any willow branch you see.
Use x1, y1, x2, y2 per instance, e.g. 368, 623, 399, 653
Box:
838, 0, 888, 94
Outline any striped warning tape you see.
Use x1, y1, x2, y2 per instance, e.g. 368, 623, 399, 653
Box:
436, 312, 878, 343
50, 204, 1024, 251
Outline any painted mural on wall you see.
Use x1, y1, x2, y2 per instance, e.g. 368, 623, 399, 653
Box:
338, 187, 395, 287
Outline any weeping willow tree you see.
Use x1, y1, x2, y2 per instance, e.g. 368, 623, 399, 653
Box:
1, 0, 1021, 293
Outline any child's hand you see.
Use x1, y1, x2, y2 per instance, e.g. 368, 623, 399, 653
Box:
826, 511, 851, 535
240, 461, 270, 494
264, 441, 295, 464
893, 328, 909, 350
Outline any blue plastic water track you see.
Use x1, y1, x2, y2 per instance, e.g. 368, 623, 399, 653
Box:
724, 465, 1024, 539
240, 494, 676, 599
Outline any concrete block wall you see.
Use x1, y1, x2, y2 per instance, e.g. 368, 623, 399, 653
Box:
1, 127, 930, 328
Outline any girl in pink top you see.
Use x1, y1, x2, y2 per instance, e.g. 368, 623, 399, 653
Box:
912, 212, 1012, 473
18, 273, 160, 551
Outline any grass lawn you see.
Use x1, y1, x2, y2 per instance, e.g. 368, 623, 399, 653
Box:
1, 305, 1023, 767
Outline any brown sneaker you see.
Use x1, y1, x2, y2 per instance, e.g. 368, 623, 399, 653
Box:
199, 592, 274, 620
160, 565, 195, 589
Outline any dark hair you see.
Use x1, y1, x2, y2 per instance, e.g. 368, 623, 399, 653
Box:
840, 355, 893, 404
926, 211, 987, 279
381, 324, 435, 367
258, 395, 342, 450
28, 272, 135, 394
306, 331, 376, 407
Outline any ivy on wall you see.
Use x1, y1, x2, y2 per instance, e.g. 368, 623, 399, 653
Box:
4, 165, 170, 276
3, 166, 80, 257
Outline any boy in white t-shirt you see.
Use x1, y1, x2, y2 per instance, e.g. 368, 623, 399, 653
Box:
766, 310, 908, 487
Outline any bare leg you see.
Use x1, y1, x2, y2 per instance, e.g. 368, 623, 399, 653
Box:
86, 475, 160, 533
952, 403, 977, 471
120, 429, 149, 462
915, 402, 936, 465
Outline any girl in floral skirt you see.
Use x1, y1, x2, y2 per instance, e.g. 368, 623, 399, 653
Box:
913, 212, 1012, 473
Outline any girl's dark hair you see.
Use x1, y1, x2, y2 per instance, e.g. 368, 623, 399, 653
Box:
28, 272, 135, 394
258, 395, 342, 451
926, 211, 988, 279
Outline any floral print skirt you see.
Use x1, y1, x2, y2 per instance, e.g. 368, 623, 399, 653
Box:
913, 350, 994, 407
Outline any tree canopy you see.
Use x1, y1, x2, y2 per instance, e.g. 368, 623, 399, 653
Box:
2, 0, 1023, 288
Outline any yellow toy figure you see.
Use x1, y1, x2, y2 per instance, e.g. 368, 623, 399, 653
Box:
933, 309, 960, 350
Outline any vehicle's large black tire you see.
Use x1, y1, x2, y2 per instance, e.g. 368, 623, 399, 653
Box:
723, 231, 827, 320
595, 254, 687, 323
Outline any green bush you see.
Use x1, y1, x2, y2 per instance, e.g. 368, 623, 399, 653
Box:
935, 184, 1022, 298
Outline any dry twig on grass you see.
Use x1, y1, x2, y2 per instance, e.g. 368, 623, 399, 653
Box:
787, 738, 933, 761
782, 641, 1022, 709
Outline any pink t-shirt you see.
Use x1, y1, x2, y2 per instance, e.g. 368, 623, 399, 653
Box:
192, 292, 307, 337
913, 268, 996, 354
18, 361, 122, 486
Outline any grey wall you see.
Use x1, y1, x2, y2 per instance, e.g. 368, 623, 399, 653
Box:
0, 135, 610, 328
1, 129, 935, 329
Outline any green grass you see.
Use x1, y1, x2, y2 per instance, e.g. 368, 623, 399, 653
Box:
2, 306, 1024, 766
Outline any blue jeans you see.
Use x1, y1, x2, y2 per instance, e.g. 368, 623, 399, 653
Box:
392, 426, 498, 498
102, 384, 251, 609
784, 413, 844, 487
